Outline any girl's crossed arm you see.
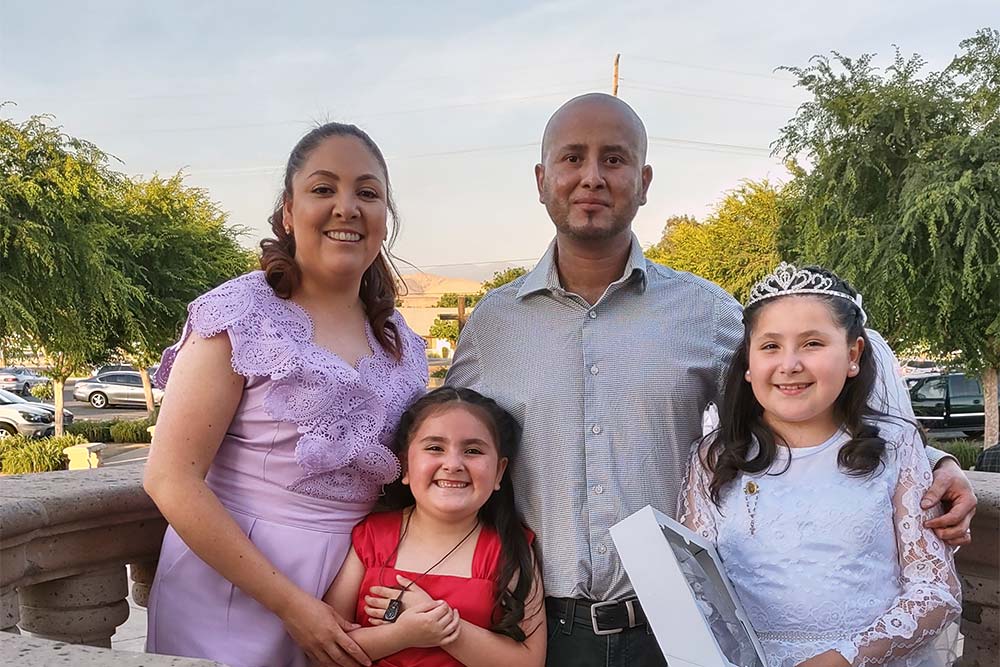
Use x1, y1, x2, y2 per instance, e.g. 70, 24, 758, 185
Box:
436, 559, 547, 667
357, 562, 547, 667
325, 548, 461, 661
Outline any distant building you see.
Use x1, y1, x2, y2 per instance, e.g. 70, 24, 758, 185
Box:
397, 307, 459, 358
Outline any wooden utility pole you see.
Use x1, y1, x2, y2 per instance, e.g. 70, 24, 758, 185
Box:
612, 53, 620, 96
457, 295, 468, 336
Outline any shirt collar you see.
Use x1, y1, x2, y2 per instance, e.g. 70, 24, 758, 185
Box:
516, 232, 649, 300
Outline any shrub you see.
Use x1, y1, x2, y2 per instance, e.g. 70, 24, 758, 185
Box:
66, 419, 116, 443
430, 366, 449, 379
0, 436, 26, 468
110, 417, 154, 444
0, 434, 84, 474
933, 439, 982, 471
29, 382, 54, 401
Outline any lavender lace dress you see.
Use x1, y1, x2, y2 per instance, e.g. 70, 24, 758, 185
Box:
145, 272, 428, 667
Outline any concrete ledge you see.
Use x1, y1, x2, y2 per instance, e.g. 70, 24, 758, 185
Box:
0, 632, 225, 665
64, 443, 107, 470
0, 466, 166, 591
956, 472, 1000, 667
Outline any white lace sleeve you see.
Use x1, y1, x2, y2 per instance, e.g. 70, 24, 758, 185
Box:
677, 440, 719, 545
832, 425, 962, 667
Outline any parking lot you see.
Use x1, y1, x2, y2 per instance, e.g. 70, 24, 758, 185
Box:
20, 380, 154, 421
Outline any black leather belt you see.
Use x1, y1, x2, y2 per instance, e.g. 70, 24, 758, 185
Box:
545, 596, 648, 635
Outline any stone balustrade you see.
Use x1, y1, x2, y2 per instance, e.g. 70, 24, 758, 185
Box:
957, 472, 1000, 667
0, 462, 997, 665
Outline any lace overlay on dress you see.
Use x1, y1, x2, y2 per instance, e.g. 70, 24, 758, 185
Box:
155, 272, 428, 503
678, 423, 961, 667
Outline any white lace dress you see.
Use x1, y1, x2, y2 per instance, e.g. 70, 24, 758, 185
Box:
679, 421, 961, 667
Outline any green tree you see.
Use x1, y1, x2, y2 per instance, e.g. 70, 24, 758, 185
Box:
1, 112, 254, 427
480, 266, 528, 293
434, 293, 465, 308
645, 181, 782, 302
0, 112, 141, 434
429, 318, 459, 346
434, 267, 528, 308
775, 29, 1000, 445
644, 214, 699, 265
107, 174, 253, 413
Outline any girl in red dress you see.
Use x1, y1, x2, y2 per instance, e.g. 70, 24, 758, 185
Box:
324, 387, 546, 666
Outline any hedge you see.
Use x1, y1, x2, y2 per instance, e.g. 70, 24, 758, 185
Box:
109, 417, 154, 444
934, 439, 983, 471
66, 419, 117, 443
0, 434, 85, 474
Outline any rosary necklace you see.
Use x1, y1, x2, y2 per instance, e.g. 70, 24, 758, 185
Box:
381, 511, 480, 623
744, 480, 759, 535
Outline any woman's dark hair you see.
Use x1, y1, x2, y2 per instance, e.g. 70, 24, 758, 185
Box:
259, 122, 402, 359
385, 387, 540, 641
708, 266, 890, 504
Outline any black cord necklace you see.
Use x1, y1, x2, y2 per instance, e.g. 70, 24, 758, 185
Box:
381, 510, 480, 623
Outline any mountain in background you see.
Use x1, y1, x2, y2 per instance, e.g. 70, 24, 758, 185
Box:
398, 273, 482, 308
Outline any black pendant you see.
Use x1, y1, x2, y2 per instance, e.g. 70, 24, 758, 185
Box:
384, 596, 403, 623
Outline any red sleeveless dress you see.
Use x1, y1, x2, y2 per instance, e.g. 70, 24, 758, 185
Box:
352, 510, 525, 667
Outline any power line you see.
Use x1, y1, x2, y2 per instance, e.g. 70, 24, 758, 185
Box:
648, 136, 773, 156
621, 80, 799, 110
186, 133, 775, 177
621, 54, 795, 82
403, 257, 541, 270
186, 142, 541, 176
76, 81, 609, 137
10, 57, 611, 106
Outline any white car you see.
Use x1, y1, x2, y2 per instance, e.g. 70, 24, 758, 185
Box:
0, 367, 48, 395
0, 389, 73, 438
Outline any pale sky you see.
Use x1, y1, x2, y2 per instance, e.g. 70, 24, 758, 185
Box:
3, 1, 996, 280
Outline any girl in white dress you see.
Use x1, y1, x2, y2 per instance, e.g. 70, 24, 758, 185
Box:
680, 263, 961, 667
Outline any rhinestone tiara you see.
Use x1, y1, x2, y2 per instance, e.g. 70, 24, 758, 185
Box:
746, 262, 867, 325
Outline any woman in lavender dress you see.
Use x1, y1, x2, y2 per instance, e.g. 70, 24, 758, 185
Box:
143, 123, 428, 667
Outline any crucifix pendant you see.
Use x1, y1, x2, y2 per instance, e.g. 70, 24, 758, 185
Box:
384, 594, 404, 623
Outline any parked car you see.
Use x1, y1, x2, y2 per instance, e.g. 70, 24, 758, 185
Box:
0, 367, 48, 396
0, 388, 73, 438
94, 364, 160, 379
908, 371, 997, 437
898, 358, 941, 376
73, 371, 164, 409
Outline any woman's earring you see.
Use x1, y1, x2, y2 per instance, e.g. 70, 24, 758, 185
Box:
744, 370, 751, 380
849, 363, 859, 375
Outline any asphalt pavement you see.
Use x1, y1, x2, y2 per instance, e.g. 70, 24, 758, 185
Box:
21, 380, 154, 421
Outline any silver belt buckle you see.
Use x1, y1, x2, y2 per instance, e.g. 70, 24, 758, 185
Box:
590, 599, 623, 636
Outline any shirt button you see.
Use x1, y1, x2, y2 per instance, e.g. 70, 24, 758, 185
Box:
590, 364, 599, 375
594, 484, 604, 495
597, 543, 608, 555
591, 424, 602, 435
588, 310, 597, 319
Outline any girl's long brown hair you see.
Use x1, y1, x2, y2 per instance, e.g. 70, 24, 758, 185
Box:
259, 122, 402, 359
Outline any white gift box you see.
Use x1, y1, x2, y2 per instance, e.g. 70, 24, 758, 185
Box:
610, 505, 767, 667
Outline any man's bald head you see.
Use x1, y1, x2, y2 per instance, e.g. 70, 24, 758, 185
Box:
540, 93, 648, 164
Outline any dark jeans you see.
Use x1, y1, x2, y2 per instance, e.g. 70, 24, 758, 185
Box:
545, 600, 668, 667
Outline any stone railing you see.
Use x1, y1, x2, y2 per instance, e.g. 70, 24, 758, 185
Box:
957, 472, 1000, 667
0, 465, 221, 665
0, 465, 997, 665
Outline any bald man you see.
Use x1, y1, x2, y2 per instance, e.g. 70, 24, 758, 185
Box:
443, 94, 975, 667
